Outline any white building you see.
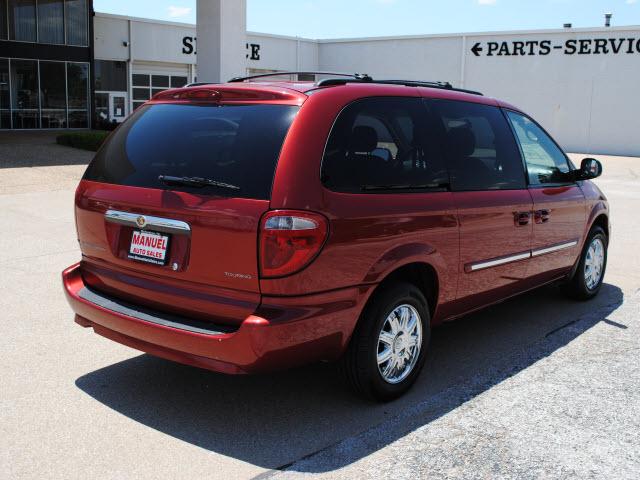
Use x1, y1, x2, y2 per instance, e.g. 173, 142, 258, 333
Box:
89, 12, 640, 157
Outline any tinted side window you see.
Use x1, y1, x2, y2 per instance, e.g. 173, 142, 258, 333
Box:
506, 111, 571, 185
427, 99, 526, 191
322, 97, 448, 192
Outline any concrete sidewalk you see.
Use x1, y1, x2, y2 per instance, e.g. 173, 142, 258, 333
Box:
0, 132, 92, 195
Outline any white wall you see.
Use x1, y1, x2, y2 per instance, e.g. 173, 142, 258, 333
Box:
94, 13, 640, 156
94, 15, 130, 61
95, 14, 196, 65
319, 37, 463, 83
318, 27, 640, 156
246, 33, 319, 72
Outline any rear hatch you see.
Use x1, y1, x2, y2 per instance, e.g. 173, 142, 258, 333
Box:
76, 92, 301, 327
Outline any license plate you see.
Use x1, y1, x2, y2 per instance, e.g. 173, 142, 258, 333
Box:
128, 230, 170, 265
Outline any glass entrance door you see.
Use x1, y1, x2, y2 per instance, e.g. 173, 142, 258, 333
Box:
109, 92, 127, 122
95, 91, 128, 127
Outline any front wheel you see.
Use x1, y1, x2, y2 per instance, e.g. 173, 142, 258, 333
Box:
566, 226, 608, 300
339, 282, 430, 401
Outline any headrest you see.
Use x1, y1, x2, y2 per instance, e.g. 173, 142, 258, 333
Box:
349, 126, 378, 153
447, 126, 476, 158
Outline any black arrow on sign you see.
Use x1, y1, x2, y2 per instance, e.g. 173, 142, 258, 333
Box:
471, 42, 483, 56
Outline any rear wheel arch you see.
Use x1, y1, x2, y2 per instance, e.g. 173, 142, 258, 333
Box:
365, 262, 439, 324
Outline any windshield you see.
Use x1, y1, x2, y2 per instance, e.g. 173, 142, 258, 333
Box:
83, 103, 300, 199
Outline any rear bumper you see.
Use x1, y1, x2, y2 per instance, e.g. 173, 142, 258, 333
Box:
62, 263, 371, 374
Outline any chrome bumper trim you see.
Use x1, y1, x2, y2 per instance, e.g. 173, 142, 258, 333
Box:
78, 287, 235, 335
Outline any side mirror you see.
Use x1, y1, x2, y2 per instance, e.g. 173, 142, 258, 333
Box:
574, 157, 603, 180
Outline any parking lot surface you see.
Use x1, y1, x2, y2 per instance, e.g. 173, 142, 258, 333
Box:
1, 133, 638, 479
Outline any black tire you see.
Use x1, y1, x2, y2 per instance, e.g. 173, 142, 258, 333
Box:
566, 226, 608, 300
339, 282, 430, 401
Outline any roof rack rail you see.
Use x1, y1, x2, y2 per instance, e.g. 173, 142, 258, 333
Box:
316, 77, 483, 96
228, 71, 372, 83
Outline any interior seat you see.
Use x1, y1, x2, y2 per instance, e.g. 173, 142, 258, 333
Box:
446, 126, 493, 189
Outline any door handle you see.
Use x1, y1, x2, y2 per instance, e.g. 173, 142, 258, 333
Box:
534, 209, 550, 224
514, 211, 530, 226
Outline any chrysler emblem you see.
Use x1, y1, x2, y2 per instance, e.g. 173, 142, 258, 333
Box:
136, 215, 147, 228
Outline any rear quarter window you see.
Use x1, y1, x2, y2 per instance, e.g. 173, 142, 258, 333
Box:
321, 97, 449, 193
84, 103, 299, 200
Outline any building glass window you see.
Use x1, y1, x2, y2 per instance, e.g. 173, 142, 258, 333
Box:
133, 73, 189, 107
40, 61, 67, 128
38, 0, 64, 44
9, 0, 36, 42
171, 76, 188, 88
151, 75, 169, 97
95, 60, 127, 91
132, 74, 151, 103
132, 88, 148, 101
67, 62, 88, 127
65, 0, 87, 46
152, 75, 169, 88
0, 0, 8, 40
0, 59, 90, 130
0, 59, 10, 128
132, 74, 149, 87
10, 59, 39, 128
95, 92, 108, 122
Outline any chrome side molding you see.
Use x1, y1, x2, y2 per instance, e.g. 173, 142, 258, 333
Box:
467, 239, 579, 272
531, 240, 578, 257
105, 210, 191, 236
467, 251, 531, 272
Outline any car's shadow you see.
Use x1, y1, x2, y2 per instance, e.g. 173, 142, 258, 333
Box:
75, 283, 624, 473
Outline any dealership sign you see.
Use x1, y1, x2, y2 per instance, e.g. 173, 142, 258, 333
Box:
471, 38, 640, 56
182, 37, 261, 60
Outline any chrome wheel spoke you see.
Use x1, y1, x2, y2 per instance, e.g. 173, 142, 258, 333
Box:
377, 347, 392, 365
382, 356, 397, 377
377, 304, 423, 384
405, 334, 418, 349
389, 314, 401, 334
399, 308, 410, 329
406, 314, 418, 334
379, 331, 395, 346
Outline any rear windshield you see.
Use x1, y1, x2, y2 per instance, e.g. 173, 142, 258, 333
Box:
83, 103, 299, 199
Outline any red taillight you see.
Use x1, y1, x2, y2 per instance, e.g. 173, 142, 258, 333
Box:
259, 210, 328, 278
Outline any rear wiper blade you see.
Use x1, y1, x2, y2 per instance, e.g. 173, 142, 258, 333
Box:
360, 183, 450, 191
158, 175, 240, 190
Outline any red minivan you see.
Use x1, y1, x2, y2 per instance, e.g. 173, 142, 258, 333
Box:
63, 73, 609, 400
